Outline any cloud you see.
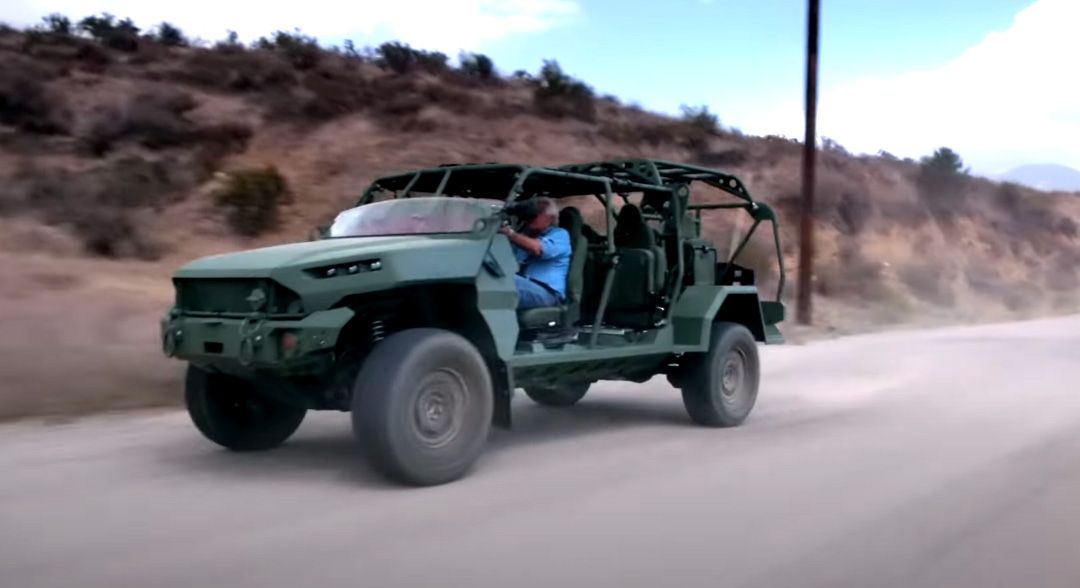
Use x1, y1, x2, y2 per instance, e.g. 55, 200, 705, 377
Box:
1, 0, 580, 53
743, 0, 1080, 172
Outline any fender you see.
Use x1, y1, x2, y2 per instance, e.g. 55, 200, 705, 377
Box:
670, 285, 769, 352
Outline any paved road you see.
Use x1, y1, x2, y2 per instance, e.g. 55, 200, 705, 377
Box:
2, 316, 1080, 588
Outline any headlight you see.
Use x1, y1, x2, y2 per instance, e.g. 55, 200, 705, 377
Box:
306, 259, 382, 279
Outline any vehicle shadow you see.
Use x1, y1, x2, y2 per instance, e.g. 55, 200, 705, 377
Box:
487, 395, 691, 453
163, 394, 693, 488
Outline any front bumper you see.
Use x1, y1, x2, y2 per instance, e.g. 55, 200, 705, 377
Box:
161, 307, 355, 368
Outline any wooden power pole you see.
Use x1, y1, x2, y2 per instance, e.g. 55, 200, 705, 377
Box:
796, 0, 821, 325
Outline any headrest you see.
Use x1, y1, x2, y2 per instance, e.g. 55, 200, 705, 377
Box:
558, 206, 583, 237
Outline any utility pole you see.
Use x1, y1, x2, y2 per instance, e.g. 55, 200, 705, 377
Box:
796, 0, 820, 325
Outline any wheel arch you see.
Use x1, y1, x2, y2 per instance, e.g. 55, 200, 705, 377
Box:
671, 285, 766, 351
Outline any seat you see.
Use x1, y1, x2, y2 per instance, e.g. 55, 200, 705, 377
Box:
517, 206, 588, 331
606, 204, 668, 328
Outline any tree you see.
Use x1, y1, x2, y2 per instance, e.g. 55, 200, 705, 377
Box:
78, 13, 140, 51
918, 147, 969, 200
154, 22, 187, 47
459, 52, 495, 80
41, 13, 72, 35
680, 104, 719, 133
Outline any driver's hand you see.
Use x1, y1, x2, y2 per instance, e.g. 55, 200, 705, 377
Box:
499, 225, 514, 236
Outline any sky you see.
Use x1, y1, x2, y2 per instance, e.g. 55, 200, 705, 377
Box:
4, 0, 1076, 174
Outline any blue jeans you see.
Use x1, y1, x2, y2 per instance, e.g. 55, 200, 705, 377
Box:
514, 275, 560, 309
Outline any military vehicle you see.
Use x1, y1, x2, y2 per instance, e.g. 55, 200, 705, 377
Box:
162, 159, 786, 485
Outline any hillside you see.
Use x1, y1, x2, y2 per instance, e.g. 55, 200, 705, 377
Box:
0, 21, 1078, 420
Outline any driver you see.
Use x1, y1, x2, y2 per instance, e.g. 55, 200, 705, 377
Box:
499, 197, 571, 309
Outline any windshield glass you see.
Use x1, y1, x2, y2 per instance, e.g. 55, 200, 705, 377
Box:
328, 197, 504, 238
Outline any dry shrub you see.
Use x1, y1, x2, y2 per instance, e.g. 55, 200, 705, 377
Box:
20, 24, 113, 73
879, 200, 930, 228
898, 261, 955, 306
1045, 251, 1080, 292
70, 208, 164, 259
836, 192, 873, 235
7, 156, 185, 259
417, 82, 474, 114
991, 182, 1075, 254
81, 88, 251, 156
1057, 216, 1079, 239
598, 120, 680, 146
295, 67, 371, 119
813, 242, 885, 299
365, 76, 477, 128
214, 166, 292, 236
182, 48, 296, 92
963, 259, 1005, 294
693, 149, 748, 168
0, 59, 71, 134
811, 171, 875, 235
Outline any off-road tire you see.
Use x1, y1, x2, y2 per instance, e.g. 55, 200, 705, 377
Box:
352, 328, 493, 486
524, 382, 590, 407
185, 366, 306, 451
680, 322, 760, 427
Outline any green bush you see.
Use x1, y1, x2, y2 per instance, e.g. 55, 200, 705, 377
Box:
78, 13, 140, 52
257, 29, 321, 70
215, 166, 291, 236
154, 22, 187, 47
459, 52, 495, 80
416, 50, 449, 72
377, 41, 415, 73
533, 60, 595, 121
41, 13, 73, 35
376, 41, 448, 74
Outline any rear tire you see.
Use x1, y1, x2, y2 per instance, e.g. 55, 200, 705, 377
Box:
680, 322, 760, 427
352, 329, 493, 486
524, 382, 590, 407
185, 366, 306, 451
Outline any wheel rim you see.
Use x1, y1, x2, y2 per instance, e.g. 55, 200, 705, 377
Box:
413, 368, 468, 448
210, 381, 265, 425
718, 349, 747, 404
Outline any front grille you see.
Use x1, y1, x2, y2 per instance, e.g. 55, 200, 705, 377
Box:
174, 278, 302, 316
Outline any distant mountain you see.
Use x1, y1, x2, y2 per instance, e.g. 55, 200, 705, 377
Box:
998, 164, 1080, 192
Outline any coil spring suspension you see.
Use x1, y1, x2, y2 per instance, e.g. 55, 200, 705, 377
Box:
370, 318, 386, 344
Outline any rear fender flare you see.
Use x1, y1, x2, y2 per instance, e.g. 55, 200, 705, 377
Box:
671, 285, 765, 351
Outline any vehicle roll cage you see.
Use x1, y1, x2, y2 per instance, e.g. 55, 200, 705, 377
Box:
357, 159, 784, 303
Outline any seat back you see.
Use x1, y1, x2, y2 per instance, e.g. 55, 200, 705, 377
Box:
613, 204, 654, 249
607, 204, 668, 328
559, 207, 588, 320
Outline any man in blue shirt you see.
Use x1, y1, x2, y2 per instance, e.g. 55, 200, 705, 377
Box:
499, 197, 571, 309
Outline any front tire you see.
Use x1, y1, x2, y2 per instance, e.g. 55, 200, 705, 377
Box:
680, 322, 760, 427
352, 329, 494, 486
524, 382, 590, 407
185, 366, 306, 451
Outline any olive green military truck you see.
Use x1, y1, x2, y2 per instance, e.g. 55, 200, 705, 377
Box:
162, 159, 786, 485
